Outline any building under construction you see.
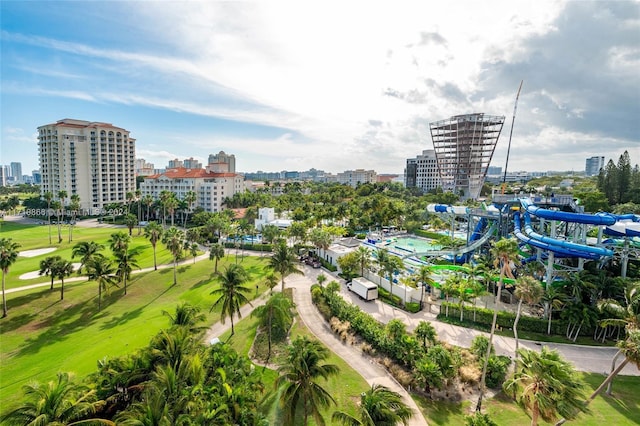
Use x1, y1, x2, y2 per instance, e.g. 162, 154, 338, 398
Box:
430, 113, 505, 200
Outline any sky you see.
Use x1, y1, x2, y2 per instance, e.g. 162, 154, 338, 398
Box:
1, 0, 639, 176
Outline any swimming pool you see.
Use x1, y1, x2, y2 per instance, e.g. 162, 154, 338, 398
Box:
393, 236, 442, 253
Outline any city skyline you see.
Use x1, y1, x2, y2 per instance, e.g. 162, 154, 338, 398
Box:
2, 1, 639, 175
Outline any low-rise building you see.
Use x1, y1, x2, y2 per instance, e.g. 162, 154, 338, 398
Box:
140, 167, 243, 213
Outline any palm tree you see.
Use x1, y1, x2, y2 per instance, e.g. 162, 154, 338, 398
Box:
135, 189, 142, 235
277, 336, 339, 426
109, 231, 132, 295
44, 191, 53, 244
57, 190, 67, 243
0, 372, 112, 426
416, 265, 435, 310
39, 255, 63, 290
162, 227, 185, 286
144, 221, 164, 271
353, 246, 372, 277
268, 241, 303, 292
68, 194, 80, 242
513, 275, 544, 356
332, 384, 413, 426
142, 194, 154, 222
504, 347, 588, 426
476, 237, 519, 412
0, 238, 21, 317
124, 213, 138, 236
265, 272, 279, 294
114, 248, 140, 296
86, 256, 117, 311
542, 284, 566, 335
52, 259, 74, 300
189, 242, 199, 264
209, 243, 225, 274
375, 248, 390, 286
183, 190, 197, 228
209, 263, 253, 336
165, 196, 178, 227
72, 241, 104, 275
316, 273, 327, 288
415, 359, 444, 398
414, 320, 437, 349
162, 302, 206, 332
52, 199, 63, 243
251, 292, 295, 365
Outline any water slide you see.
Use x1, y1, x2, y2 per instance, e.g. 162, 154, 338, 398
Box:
405, 220, 497, 260
514, 199, 615, 260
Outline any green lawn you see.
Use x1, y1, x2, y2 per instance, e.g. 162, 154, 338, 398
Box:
415, 373, 640, 425
1, 221, 175, 290
0, 254, 270, 410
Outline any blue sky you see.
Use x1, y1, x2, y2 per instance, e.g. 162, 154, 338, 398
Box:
1, 0, 639, 175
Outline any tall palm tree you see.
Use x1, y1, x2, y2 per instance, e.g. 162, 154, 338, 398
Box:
504, 347, 588, 426
542, 284, 566, 335
144, 221, 164, 271
416, 265, 435, 310
142, 194, 154, 222
52, 259, 74, 301
39, 255, 63, 290
189, 242, 199, 264
44, 191, 53, 244
109, 231, 132, 295
513, 275, 544, 356
68, 194, 80, 242
114, 248, 140, 296
265, 272, 279, 294
86, 256, 117, 311
51, 199, 63, 243
332, 384, 413, 426
162, 227, 185, 286
209, 243, 225, 274
183, 190, 197, 228
277, 336, 339, 426
165, 196, 178, 227
268, 241, 303, 292
135, 189, 142, 235
476, 237, 519, 412
375, 248, 390, 286
251, 292, 295, 365
0, 238, 21, 317
353, 246, 372, 277
72, 241, 105, 275
57, 190, 67, 243
209, 263, 253, 336
0, 372, 113, 426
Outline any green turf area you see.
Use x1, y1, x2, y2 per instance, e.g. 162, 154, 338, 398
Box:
0, 254, 270, 410
1, 221, 175, 290
415, 373, 640, 425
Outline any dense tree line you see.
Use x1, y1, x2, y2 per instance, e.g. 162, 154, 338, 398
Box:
597, 150, 640, 205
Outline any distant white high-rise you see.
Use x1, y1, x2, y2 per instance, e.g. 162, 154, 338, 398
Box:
405, 150, 441, 192
585, 156, 605, 177
38, 118, 136, 211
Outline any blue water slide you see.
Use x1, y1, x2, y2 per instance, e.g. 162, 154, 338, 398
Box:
469, 218, 487, 242
513, 212, 603, 260
604, 221, 640, 237
520, 199, 616, 226
522, 212, 613, 257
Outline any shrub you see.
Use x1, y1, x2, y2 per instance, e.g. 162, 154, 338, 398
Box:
470, 335, 494, 360
485, 355, 511, 388
405, 302, 421, 313
459, 365, 481, 385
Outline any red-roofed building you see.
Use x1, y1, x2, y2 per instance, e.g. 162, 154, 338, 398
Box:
140, 167, 244, 213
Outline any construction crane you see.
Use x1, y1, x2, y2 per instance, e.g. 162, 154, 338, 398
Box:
501, 80, 523, 194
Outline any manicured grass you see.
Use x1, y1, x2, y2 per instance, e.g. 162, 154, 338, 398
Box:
220, 295, 370, 426
415, 373, 640, 425
2, 221, 174, 290
0, 254, 270, 410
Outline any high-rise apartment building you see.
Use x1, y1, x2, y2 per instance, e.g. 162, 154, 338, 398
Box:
10, 162, 23, 183
430, 113, 504, 199
207, 151, 236, 173
585, 156, 605, 177
38, 118, 136, 211
405, 149, 440, 193
183, 157, 202, 169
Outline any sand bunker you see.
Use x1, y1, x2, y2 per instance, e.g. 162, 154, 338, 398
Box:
19, 247, 57, 258
19, 263, 82, 280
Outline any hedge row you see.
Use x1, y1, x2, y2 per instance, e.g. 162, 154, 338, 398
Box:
438, 303, 594, 337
